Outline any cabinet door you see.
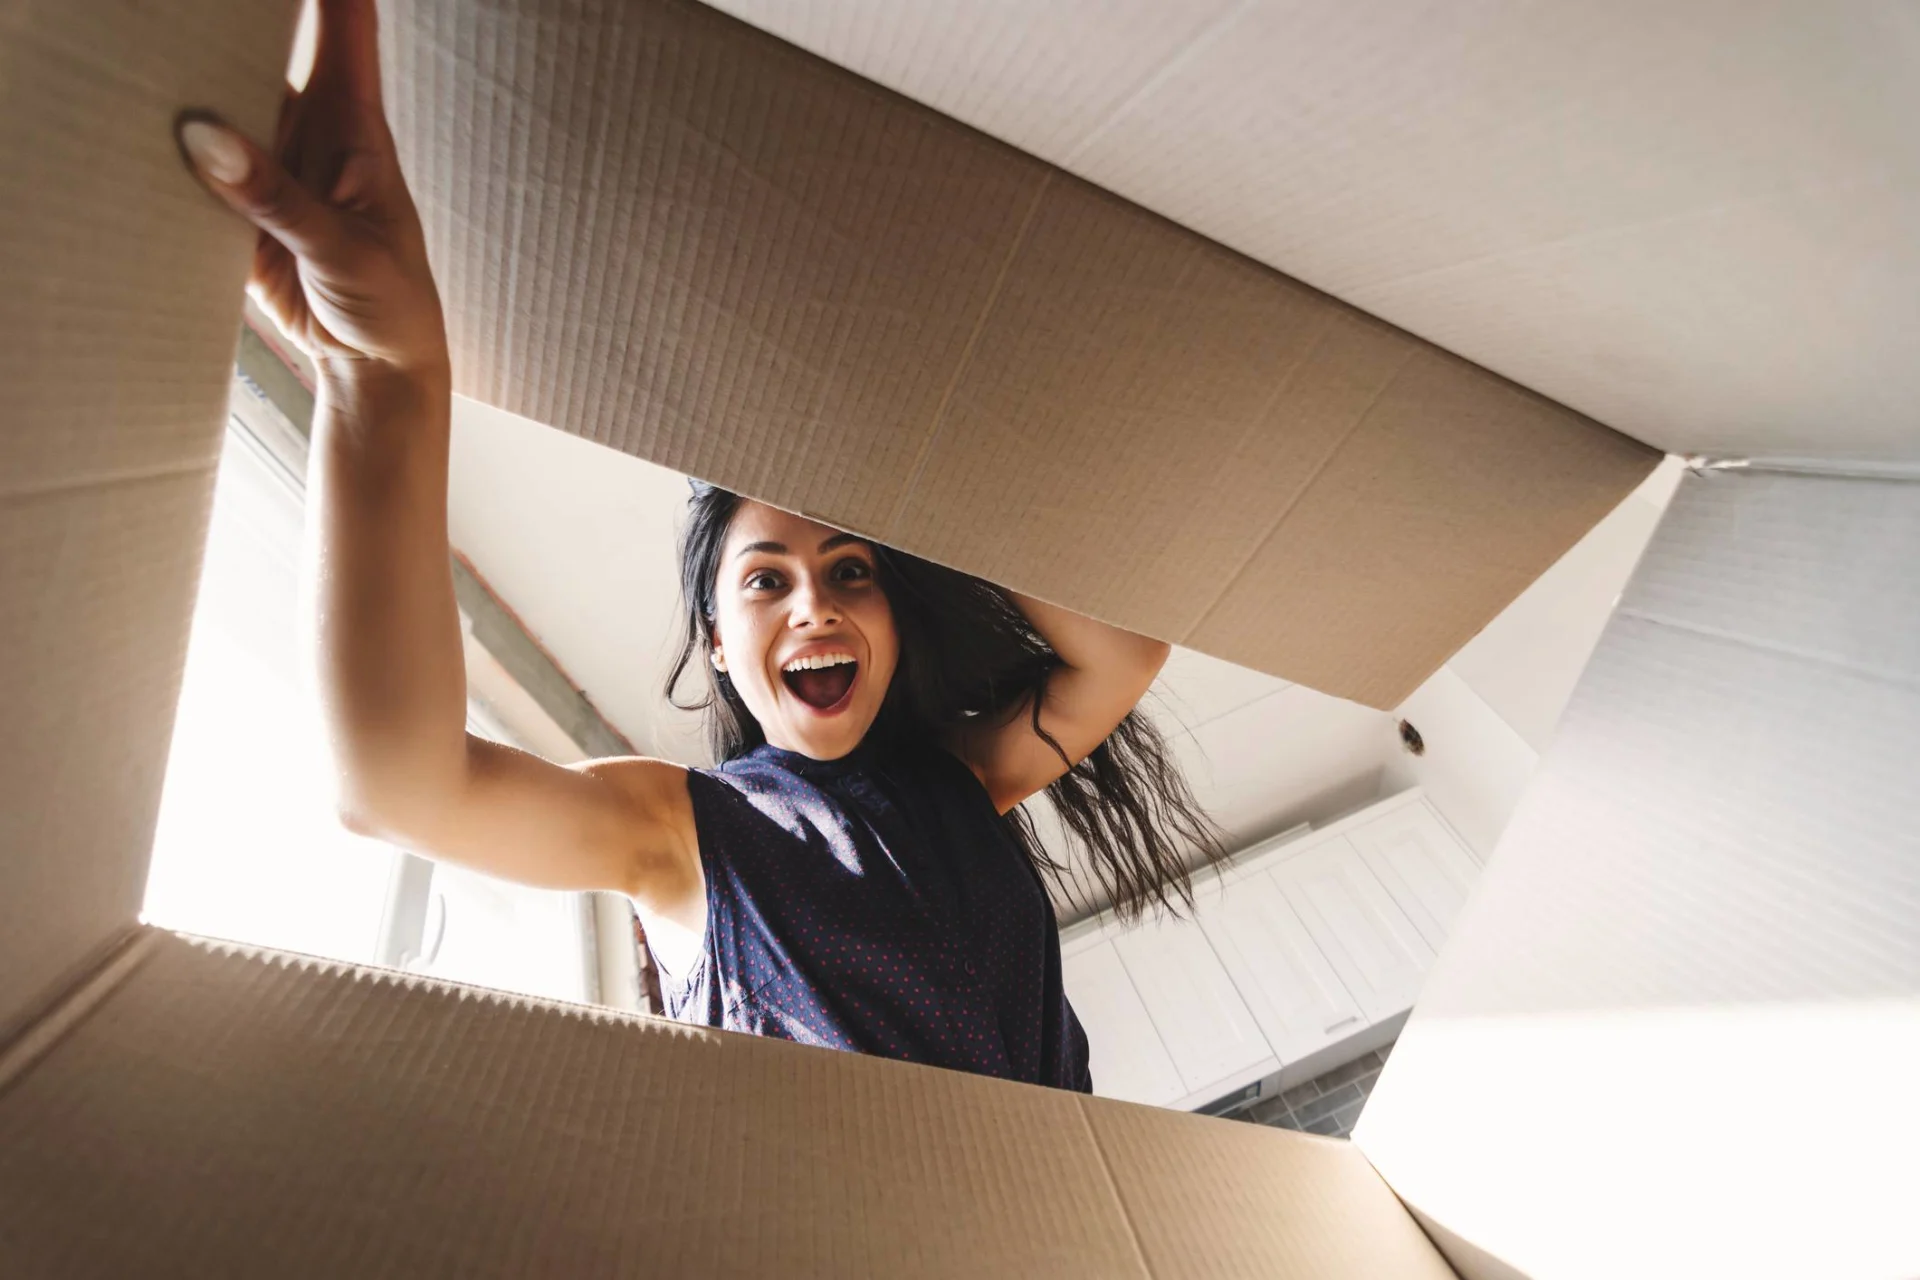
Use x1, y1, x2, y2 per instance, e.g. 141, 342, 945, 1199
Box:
1060, 938, 1186, 1106
1112, 914, 1273, 1095
1269, 838, 1434, 1021
1345, 802, 1483, 952
1196, 876, 1368, 1064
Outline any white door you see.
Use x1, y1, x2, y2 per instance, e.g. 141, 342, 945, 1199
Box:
1059, 937, 1186, 1106
1195, 875, 1368, 1065
1111, 914, 1273, 1096
1268, 838, 1434, 1021
1345, 802, 1484, 953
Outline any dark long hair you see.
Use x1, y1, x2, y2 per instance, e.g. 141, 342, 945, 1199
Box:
664, 485, 1226, 920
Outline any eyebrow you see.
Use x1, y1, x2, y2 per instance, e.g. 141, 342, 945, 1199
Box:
734, 532, 868, 560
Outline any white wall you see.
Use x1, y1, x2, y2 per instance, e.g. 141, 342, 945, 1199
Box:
446, 396, 709, 763
1379, 669, 1537, 862
1383, 458, 1683, 860
1358, 469, 1920, 1280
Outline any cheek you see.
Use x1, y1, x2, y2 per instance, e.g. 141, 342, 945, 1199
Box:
714, 608, 770, 682
859, 598, 901, 678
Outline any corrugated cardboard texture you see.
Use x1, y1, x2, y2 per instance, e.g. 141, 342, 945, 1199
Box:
0, 0, 298, 1042
0, 931, 1453, 1278
705, 1, 1920, 466
380, 0, 1656, 708
1356, 471, 1920, 1279
1083, 1101, 1454, 1277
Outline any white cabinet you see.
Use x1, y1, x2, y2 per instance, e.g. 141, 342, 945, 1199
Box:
1267, 838, 1434, 1022
1060, 936, 1186, 1106
1194, 876, 1367, 1065
1057, 792, 1475, 1112
1111, 913, 1273, 1095
1345, 803, 1484, 952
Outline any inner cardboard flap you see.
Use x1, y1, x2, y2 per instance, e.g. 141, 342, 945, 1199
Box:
0, 0, 296, 1045
380, 0, 1657, 709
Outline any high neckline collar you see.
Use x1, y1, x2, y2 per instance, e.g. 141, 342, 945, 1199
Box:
747, 737, 879, 779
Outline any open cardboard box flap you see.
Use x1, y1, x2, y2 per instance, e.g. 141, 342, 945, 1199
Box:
378, 0, 1656, 713
3, 1, 1913, 1277
0, 1, 1456, 1272
0, 929, 1451, 1277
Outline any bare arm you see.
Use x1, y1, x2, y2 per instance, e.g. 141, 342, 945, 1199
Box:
308, 369, 695, 904
951, 592, 1171, 813
179, 0, 696, 914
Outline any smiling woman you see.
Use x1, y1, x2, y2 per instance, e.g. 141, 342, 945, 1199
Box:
666, 482, 1223, 916
173, 0, 1222, 1095
645, 483, 1224, 1087
673, 499, 902, 763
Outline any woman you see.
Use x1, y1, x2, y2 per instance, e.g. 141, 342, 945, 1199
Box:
176, 0, 1219, 1092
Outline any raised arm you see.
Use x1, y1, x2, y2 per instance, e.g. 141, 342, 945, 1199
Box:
308, 368, 694, 904
953, 592, 1171, 813
176, 0, 697, 917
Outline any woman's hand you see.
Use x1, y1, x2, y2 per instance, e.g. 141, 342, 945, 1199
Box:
952, 592, 1170, 813
177, 0, 446, 383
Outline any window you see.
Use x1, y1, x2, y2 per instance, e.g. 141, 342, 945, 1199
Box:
146, 380, 597, 1005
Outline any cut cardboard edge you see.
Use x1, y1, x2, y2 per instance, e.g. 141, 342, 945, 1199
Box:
0, 0, 298, 1039
0, 927, 1455, 1278
385, 0, 1657, 712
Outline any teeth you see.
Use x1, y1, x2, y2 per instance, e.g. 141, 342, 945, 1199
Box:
782, 653, 856, 673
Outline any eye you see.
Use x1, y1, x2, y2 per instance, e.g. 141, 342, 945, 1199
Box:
831, 556, 873, 583
744, 568, 786, 592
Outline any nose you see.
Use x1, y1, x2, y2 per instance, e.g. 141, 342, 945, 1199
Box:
788, 573, 843, 629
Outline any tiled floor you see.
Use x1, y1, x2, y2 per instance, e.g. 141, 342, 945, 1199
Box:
1238, 1041, 1395, 1139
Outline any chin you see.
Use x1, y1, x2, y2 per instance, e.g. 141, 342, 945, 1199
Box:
783, 704, 879, 760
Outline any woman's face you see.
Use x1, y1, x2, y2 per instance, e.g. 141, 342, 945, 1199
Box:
710, 501, 899, 760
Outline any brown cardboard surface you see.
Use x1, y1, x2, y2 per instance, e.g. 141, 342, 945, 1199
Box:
0, 0, 298, 1041
380, 0, 1657, 708
1084, 1101, 1455, 1278
1356, 470, 1920, 1279
0, 930, 1454, 1278
6, 1, 1912, 1277
705, 1, 1920, 465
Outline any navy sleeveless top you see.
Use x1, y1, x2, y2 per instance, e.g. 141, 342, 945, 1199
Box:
660, 736, 1092, 1093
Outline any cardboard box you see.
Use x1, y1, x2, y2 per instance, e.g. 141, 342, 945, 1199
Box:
379, 0, 1656, 712
2, 1, 1912, 1276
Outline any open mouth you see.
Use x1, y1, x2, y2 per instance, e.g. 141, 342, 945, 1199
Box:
781, 655, 858, 712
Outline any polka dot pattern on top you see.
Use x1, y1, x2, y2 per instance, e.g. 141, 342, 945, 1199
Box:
659, 735, 1092, 1093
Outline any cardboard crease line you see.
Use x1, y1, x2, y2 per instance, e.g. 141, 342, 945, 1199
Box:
1182, 346, 1420, 646
1060, 0, 1260, 170
0, 457, 220, 502
1070, 1098, 1157, 1279
0, 925, 159, 1099
1613, 606, 1920, 692
883, 171, 1055, 541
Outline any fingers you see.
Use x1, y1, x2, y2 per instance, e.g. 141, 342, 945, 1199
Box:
274, 83, 301, 156
314, 0, 384, 110
247, 234, 310, 340
177, 114, 349, 267
251, 233, 299, 305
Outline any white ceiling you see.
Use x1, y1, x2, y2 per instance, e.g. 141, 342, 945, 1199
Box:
706, 0, 1920, 464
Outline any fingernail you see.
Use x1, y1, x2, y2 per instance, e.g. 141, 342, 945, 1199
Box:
180, 120, 251, 185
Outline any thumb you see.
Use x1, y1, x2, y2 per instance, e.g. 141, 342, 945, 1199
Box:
177, 113, 348, 268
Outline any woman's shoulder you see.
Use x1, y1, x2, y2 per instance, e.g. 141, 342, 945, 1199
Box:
574, 753, 692, 792
571, 754, 697, 837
